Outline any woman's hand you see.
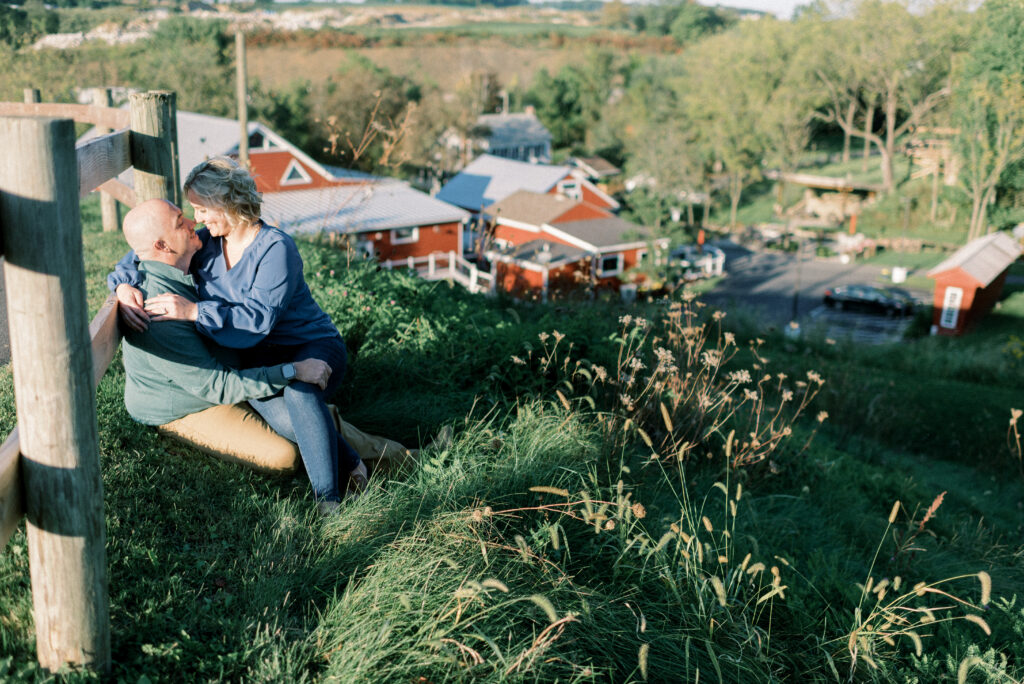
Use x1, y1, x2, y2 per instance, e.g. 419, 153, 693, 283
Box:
293, 358, 332, 390
116, 284, 149, 332
144, 293, 198, 322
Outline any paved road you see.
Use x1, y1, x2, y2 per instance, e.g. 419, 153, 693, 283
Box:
701, 239, 927, 344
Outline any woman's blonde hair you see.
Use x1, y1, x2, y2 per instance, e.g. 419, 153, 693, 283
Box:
183, 156, 262, 226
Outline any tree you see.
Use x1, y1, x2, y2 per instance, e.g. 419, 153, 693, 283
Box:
682, 23, 779, 226
815, 0, 968, 192
951, 0, 1024, 240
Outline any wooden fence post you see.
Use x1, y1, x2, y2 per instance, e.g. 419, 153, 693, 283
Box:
129, 91, 179, 205
23, 88, 40, 104
0, 116, 110, 672
93, 88, 121, 232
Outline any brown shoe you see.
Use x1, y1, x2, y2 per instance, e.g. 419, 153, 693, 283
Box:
428, 425, 454, 452
346, 460, 368, 499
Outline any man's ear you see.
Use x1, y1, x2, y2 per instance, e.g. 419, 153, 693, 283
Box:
153, 239, 170, 254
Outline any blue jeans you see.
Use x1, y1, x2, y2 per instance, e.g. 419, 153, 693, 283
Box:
246, 335, 360, 503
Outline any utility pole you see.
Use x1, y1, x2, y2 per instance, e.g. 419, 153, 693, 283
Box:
236, 30, 249, 169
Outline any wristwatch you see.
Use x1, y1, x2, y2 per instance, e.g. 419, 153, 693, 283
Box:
282, 363, 296, 380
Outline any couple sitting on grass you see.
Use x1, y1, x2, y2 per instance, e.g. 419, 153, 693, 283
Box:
109, 157, 422, 516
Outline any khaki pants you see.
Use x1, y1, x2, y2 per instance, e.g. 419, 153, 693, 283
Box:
158, 403, 416, 476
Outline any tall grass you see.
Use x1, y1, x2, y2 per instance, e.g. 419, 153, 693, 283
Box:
0, 214, 1020, 681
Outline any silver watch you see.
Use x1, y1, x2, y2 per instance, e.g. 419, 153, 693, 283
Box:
282, 363, 296, 380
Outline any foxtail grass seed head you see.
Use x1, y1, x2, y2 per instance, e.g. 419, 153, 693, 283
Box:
702, 516, 714, 533
978, 571, 992, 606
638, 643, 649, 681
964, 614, 991, 635
711, 576, 728, 607
631, 503, 647, 519
1011, 408, 1022, 425
817, 411, 829, 423
888, 501, 900, 524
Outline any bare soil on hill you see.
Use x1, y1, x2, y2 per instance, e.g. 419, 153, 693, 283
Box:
247, 43, 589, 92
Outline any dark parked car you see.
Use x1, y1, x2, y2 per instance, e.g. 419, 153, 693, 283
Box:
823, 284, 915, 316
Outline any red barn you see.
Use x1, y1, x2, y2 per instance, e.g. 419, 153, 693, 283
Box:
926, 232, 1021, 336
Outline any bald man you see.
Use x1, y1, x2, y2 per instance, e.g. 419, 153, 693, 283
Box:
118, 199, 413, 476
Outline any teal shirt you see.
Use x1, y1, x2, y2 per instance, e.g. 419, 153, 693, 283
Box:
122, 260, 290, 426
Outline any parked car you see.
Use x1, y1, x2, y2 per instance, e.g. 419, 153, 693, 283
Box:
823, 284, 915, 316
669, 244, 726, 279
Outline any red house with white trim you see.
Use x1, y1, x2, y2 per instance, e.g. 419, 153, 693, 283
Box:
483, 190, 666, 300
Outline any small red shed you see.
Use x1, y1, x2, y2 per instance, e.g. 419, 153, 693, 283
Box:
926, 232, 1022, 336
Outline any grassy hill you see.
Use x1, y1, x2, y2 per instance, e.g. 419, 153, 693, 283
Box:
0, 200, 1022, 681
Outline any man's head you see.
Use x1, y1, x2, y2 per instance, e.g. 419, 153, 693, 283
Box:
123, 199, 201, 271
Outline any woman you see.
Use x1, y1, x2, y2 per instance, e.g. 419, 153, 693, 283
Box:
111, 157, 366, 512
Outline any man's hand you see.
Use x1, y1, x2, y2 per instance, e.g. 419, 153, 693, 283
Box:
116, 284, 149, 332
145, 293, 198, 323
293, 358, 332, 390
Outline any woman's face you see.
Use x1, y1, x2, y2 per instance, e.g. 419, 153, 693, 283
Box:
188, 190, 235, 238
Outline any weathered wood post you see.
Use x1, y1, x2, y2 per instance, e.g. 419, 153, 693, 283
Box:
129, 91, 179, 205
0, 116, 111, 672
236, 30, 249, 169
92, 88, 121, 232
23, 88, 40, 104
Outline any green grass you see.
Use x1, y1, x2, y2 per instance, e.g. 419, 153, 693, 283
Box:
0, 201, 1021, 681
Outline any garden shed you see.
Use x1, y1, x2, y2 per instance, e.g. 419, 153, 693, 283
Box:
926, 231, 1022, 336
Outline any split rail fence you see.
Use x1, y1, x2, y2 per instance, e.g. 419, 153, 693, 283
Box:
0, 88, 180, 673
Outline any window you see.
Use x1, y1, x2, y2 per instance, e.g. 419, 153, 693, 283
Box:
557, 180, 582, 201
392, 227, 419, 245
636, 249, 648, 264
279, 159, 312, 186
597, 253, 623, 277
940, 286, 963, 329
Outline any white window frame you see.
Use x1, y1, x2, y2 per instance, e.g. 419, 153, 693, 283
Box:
597, 253, 623, 277
280, 159, 313, 186
940, 286, 963, 329
557, 180, 582, 201
391, 226, 420, 245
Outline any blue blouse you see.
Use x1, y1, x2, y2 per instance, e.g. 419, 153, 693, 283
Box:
109, 222, 339, 349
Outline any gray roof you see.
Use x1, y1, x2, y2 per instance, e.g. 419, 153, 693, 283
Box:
551, 216, 649, 249
570, 155, 621, 179
475, 112, 551, 148
484, 190, 583, 226
437, 154, 572, 211
490, 239, 587, 267
927, 232, 1022, 287
262, 180, 469, 235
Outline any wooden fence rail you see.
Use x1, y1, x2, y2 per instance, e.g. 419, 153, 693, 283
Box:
0, 89, 177, 674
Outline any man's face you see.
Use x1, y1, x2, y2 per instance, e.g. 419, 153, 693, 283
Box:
162, 205, 201, 258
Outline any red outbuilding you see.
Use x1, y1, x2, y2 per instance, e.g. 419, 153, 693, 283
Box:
926, 232, 1021, 336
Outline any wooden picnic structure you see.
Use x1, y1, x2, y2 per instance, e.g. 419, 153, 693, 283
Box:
0, 88, 179, 672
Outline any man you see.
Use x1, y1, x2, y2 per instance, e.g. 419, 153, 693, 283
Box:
119, 199, 412, 478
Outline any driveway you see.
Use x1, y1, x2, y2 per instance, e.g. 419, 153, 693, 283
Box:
700, 239, 927, 344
